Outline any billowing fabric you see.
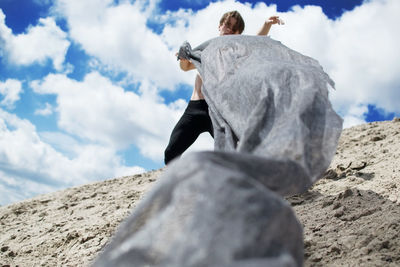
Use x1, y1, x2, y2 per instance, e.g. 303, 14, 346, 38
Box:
93, 36, 342, 267
182, 35, 342, 187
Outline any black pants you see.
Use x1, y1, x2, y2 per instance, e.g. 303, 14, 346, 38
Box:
164, 100, 213, 164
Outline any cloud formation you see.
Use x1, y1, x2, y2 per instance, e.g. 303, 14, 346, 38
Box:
34, 102, 54, 116
30, 71, 185, 161
0, 108, 145, 205
268, 0, 400, 123
0, 10, 70, 70
0, 79, 22, 109
53, 0, 189, 89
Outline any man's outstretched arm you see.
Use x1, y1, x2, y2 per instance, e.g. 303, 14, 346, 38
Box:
257, 16, 284, 36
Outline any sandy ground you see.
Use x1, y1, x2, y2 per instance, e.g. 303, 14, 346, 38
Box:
1, 118, 399, 266
289, 118, 400, 266
0, 170, 162, 266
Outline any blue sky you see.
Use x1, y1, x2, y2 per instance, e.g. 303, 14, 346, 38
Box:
0, 0, 399, 206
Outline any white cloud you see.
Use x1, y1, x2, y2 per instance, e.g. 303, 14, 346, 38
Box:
0, 79, 23, 109
267, 0, 400, 126
38, 131, 80, 157
329, 0, 400, 111
30, 71, 186, 161
0, 108, 144, 206
341, 104, 368, 128
160, 0, 260, 49
53, 0, 189, 89
0, 170, 57, 206
34, 102, 54, 116
184, 133, 214, 154
0, 9, 70, 70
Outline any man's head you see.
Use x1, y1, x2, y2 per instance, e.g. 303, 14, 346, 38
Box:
219, 11, 245, 36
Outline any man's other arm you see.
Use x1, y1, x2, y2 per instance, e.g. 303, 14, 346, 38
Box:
257, 16, 284, 36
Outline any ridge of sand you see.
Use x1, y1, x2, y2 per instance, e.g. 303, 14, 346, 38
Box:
1, 118, 399, 266
290, 118, 400, 266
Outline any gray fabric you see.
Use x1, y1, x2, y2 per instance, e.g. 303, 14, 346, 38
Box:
94, 152, 303, 267
93, 36, 342, 267
185, 35, 342, 185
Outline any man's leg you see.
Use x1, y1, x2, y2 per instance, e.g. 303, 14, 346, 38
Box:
164, 112, 201, 164
164, 100, 213, 164
165, 100, 214, 164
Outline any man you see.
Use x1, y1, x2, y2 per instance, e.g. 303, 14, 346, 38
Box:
164, 11, 284, 164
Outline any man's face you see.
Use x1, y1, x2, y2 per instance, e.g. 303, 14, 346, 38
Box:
219, 17, 240, 36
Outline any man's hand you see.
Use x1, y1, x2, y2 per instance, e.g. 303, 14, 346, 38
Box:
257, 15, 284, 36
266, 16, 285, 26
176, 53, 196, 71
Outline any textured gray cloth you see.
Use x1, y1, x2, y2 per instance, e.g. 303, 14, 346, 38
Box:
93, 36, 342, 267
94, 152, 303, 266
184, 35, 342, 186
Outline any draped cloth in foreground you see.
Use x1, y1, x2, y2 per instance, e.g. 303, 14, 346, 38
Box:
94, 36, 343, 267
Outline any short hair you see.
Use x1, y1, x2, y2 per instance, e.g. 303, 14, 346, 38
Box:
219, 10, 245, 34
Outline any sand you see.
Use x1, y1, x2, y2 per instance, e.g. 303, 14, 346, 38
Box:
1, 118, 399, 266
290, 118, 400, 266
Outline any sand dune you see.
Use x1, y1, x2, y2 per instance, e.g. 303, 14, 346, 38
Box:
1, 118, 399, 266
